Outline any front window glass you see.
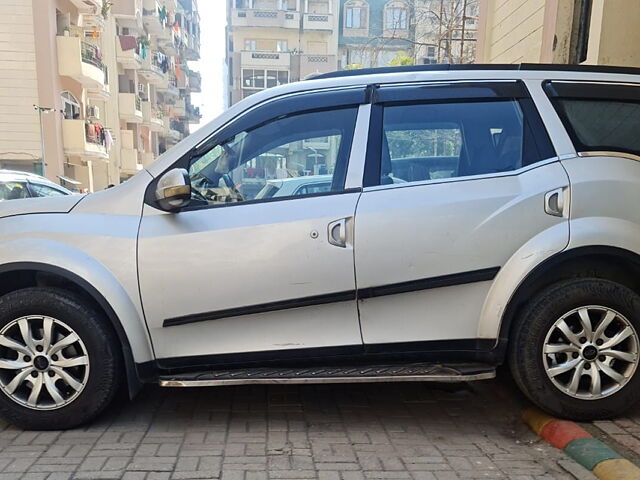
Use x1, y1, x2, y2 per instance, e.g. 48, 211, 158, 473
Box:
0, 182, 29, 201
188, 107, 358, 207
380, 100, 532, 185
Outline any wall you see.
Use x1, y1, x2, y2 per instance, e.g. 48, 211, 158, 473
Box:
584, 0, 640, 66
0, 0, 41, 172
476, 0, 546, 63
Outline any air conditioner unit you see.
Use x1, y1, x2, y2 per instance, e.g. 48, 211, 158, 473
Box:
86, 105, 100, 119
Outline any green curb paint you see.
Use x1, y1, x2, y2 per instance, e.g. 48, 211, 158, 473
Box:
564, 438, 623, 471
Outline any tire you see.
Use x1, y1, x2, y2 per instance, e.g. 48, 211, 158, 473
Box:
0, 287, 122, 430
509, 278, 640, 421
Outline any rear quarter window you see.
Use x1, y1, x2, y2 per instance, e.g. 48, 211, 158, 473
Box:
545, 81, 640, 157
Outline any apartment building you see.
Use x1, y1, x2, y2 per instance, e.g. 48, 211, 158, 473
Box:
0, 0, 201, 192
225, 0, 340, 107
338, 0, 477, 68
476, 0, 640, 66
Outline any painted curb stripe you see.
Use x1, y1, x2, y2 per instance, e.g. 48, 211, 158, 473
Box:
523, 407, 555, 435
523, 407, 640, 479
593, 458, 640, 480
540, 419, 592, 449
564, 437, 622, 471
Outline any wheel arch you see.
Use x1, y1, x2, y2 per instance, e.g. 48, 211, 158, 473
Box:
497, 245, 640, 348
0, 262, 156, 396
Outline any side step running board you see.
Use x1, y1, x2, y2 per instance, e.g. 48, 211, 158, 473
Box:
159, 362, 495, 387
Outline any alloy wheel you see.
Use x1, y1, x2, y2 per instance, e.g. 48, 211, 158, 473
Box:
543, 305, 639, 400
0, 316, 90, 410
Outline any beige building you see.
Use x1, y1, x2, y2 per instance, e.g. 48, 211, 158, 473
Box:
476, 0, 640, 67
225, 0, 339, 107
0, 0, 201, 192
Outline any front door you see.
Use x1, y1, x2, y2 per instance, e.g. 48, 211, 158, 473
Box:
354, 81, 570, 347
138, 103, 364, 362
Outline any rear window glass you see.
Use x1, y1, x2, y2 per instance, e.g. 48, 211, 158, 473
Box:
553, 98, 640, 156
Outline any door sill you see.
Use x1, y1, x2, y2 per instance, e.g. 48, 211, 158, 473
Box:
158, 362, 495, 387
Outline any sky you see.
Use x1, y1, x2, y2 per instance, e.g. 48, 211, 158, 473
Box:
190, 0, 227, 130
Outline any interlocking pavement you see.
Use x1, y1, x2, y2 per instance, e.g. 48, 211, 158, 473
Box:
0, 376, 583, 480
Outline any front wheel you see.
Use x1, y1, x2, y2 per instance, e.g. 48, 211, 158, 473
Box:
0, 288, 122, 430
510, 278, 640, 420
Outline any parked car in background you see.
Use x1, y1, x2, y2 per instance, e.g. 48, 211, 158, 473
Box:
2, 64, 640, 429
0, 170, 71, 200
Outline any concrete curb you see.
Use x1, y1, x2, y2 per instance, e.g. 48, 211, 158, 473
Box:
523, 407, 640, 480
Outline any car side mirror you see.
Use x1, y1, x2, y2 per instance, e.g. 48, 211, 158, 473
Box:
155, 168, 191, 212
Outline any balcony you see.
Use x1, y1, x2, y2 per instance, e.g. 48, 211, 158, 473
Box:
68, 0, 101, 12
113, 0, 143, 30
143, 0, 169, 35
183, 32, 200, 61
142, 101, 164, 131
231, 9, 300, 29
241, 50, 290, 67
187, 70, 201, 92
81, 12, 105, 32
171, 98, 186, 117
56, 36, 105, 88
121, 147, 142, 175
139, 151, 155, 168
158, 74, 179, 99
87, 65, 110, 100
118, 93, 143, 123
303, 13, 334, 31
139, 54, 165, 84
186, 103, 201, 124
116, 37, 142, 69
61, 119, 108, 160
299, 54, 337, 79
177, 70, 189, 89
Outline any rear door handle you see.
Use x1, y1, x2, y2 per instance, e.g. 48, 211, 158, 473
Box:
545, 187, 567, 217
328, 218, 347, 248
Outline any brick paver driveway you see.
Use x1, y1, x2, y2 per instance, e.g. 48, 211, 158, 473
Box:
0, 377, 581, 480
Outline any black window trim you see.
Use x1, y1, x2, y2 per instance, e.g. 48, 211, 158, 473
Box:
362, 80, 557, 188
543, 79, 640, 160
144, 87, 368, 211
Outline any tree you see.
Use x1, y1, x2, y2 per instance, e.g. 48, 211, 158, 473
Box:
389, 51, 414, 66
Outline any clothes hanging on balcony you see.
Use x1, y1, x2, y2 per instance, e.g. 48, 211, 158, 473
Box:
104, 129, 113, 153
119, 35, 138, 51
141, 43, 148, 59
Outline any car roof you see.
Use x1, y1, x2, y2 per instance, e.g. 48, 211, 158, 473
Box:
0, 170, 70, 190
0, 170, 50, 182
267, 175, 333, 186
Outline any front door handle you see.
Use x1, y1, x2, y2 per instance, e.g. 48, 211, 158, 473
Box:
328, 218, 347, 248
544, 187, 567, 217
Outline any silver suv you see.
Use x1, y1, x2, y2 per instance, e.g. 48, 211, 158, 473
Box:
1, 64, 640, 429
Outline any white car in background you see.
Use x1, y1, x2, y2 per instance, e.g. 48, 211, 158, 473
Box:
254, 175, 335, 199
0, 170, 72, 200
2, 64, 640, 429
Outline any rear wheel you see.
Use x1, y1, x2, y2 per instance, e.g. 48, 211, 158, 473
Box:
0, 288, 121, 430
510, 278, 640, 420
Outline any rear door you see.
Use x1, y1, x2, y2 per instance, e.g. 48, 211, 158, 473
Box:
354, 81, 570, 347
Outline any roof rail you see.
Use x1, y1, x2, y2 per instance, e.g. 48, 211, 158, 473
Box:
310, 63, 640, 80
